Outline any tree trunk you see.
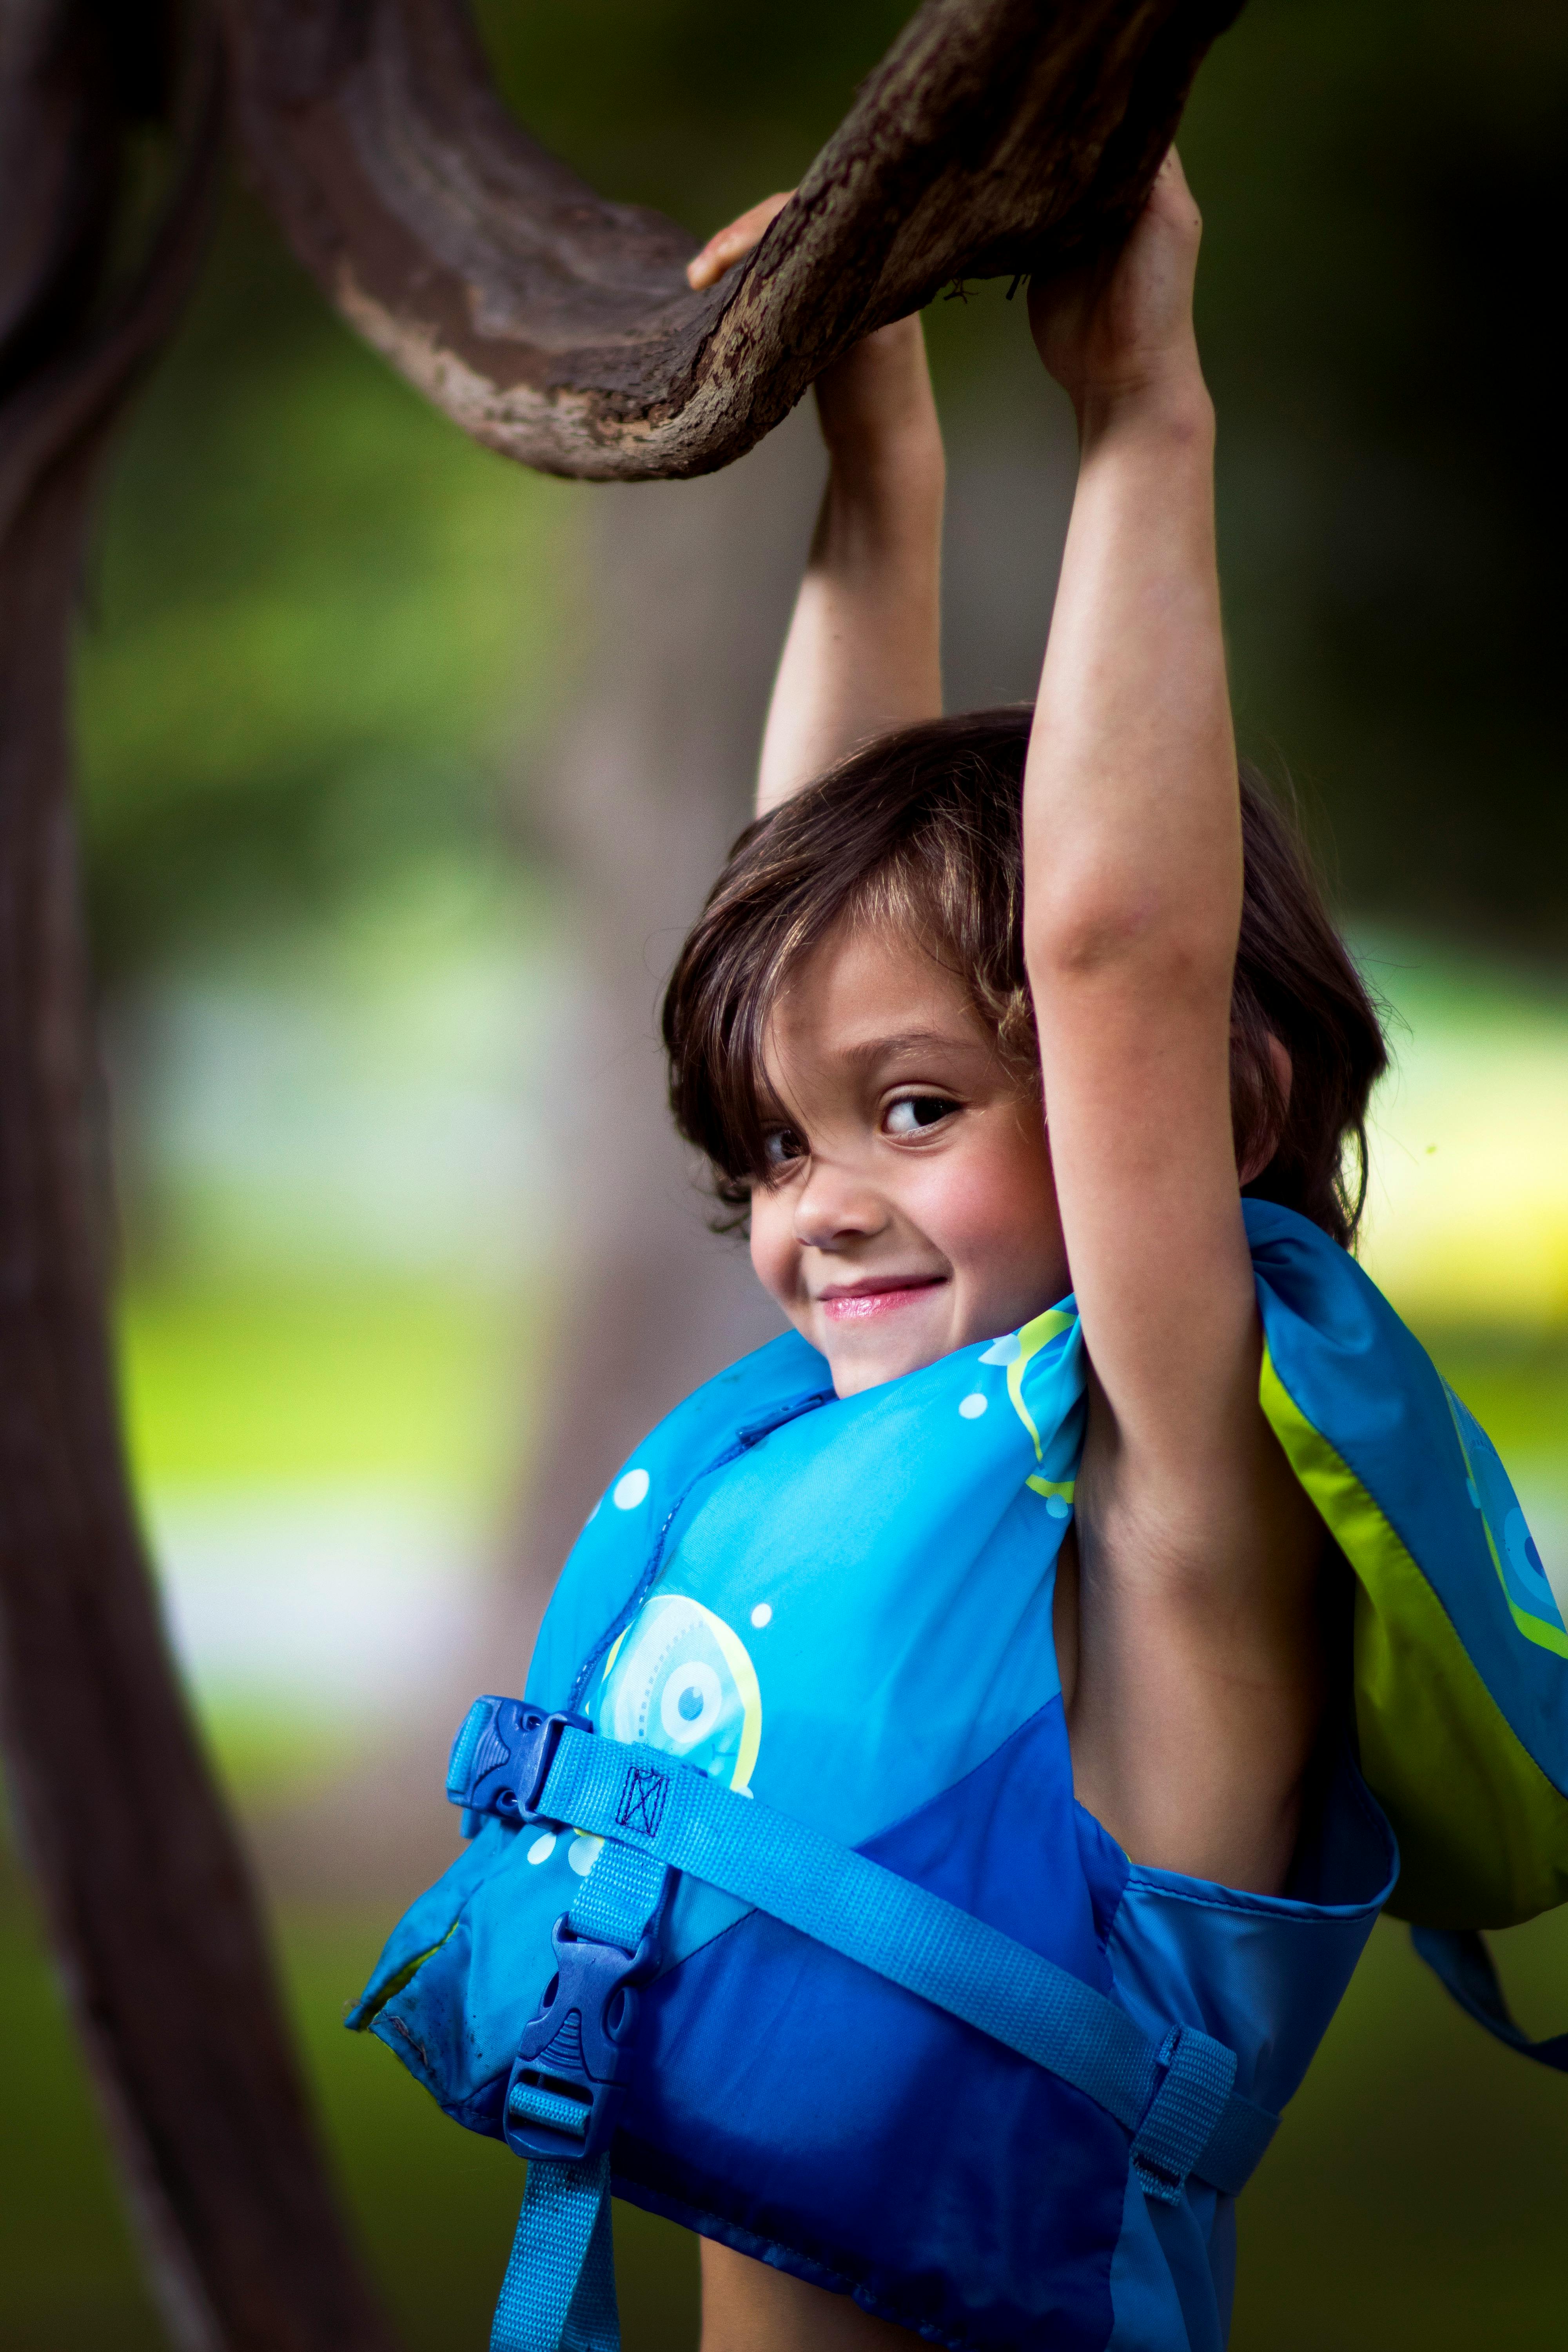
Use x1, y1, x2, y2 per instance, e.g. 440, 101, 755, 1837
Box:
0, 9, 399, 2348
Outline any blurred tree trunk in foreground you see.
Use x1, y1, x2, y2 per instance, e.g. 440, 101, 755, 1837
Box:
0, 8, 398, 2350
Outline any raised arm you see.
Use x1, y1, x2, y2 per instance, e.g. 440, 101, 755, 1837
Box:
689, 202, 945, 817
1024, 155, 1325, 1892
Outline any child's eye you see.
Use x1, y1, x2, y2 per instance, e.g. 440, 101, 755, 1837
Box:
762, 1126, 807, 1169
885, 1094, 959, 1137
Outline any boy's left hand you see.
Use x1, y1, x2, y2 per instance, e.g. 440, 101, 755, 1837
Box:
686, 192, 795, 292
687, 192, 940, 490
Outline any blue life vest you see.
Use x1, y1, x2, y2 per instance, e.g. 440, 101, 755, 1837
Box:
351, 1200, 1568, 2351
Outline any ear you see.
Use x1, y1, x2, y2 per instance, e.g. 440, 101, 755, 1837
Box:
1238, 1034, 1293, 1187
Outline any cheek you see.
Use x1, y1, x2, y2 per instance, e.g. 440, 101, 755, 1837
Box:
912, 1120, 1061, 1267
748, 1192, 797, 1304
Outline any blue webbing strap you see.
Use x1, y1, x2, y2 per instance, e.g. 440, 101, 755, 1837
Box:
490, 1821, 670, 2351
491, 2154, 617, 2352
1412, 1926, 1568, 2071
538, 1726, 1278, 2201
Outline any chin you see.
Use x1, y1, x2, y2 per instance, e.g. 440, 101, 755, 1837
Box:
822, 1323, 953, 1399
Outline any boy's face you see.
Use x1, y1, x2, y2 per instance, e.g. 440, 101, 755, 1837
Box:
749, 918, 1068, 1397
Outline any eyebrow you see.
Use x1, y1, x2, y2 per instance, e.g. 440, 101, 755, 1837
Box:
753, 1027, 994, 1132
830, 1026, 990, 1071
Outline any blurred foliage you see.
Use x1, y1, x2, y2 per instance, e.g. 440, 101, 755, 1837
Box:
474, 0, 1568, 947
471, 0, 911, 231
1180, 2, 1568, 944
1427, 1330, 1568, 1460
76, 193, 577, 981
76, 0, 1568, 984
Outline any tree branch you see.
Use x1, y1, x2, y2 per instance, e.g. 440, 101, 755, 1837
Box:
225, 0, 1243, 480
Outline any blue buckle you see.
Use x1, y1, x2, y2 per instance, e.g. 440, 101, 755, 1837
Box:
445, 1697, 591, 1835
502, 1914, 660, 2162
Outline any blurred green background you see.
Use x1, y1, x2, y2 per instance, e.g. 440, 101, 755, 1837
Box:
4, 2, 1568, 2347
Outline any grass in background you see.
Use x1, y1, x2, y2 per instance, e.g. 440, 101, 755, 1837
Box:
118, 1281, 528, 1494
1230, 1907, 1568, 2350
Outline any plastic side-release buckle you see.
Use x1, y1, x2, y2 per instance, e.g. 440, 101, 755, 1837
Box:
445, 1697, 591, 1836
502, 1913, 659, 2162
1130, 2025, 1238, 2206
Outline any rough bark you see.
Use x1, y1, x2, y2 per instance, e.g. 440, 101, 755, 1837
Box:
0, 7, 398, 2349
224, 0, 1242, 481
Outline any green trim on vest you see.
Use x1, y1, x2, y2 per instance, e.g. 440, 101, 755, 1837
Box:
1259, 1343, 1568, 1930
1006, 1307, 1075, 1460
354, 1917, 461, 2027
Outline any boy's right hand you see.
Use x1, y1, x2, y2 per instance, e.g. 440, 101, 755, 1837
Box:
1027, 148, 1207, 428
687, 191, 942, 495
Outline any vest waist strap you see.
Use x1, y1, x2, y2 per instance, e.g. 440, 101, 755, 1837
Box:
453, 1700, 1279, 2203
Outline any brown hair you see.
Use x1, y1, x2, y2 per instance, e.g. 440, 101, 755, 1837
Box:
663, 708, 1387, 1247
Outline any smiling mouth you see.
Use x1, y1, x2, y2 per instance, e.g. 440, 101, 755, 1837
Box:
816, 1274, 947, 1323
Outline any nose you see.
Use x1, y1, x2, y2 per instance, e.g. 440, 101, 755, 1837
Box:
791, 1154, 888, 1252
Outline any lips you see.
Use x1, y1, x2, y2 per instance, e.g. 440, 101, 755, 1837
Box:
816, 1274, 946, 1323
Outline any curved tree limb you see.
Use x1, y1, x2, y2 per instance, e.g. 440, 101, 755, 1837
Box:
226, 0, 1243, 481
0, 7, 398, 2348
